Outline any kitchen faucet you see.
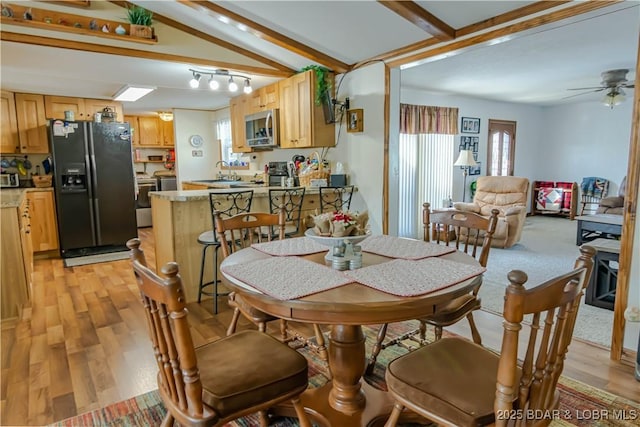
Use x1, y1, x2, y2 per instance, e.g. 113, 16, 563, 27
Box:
215, 160, 231, 180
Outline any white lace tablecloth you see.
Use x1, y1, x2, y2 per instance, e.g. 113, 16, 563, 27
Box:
358, 235, 455, 259
221, 256, 352, 300
252, 237, 328, 256
344, 257, 485, 297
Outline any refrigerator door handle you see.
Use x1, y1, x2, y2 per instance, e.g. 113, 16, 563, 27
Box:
88, 128, 101, 246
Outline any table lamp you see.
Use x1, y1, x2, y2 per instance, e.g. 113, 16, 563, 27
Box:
453, 150, 477, 202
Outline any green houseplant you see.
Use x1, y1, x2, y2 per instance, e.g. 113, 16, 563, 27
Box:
126, 5, 154, 38
299, 65, 331, 105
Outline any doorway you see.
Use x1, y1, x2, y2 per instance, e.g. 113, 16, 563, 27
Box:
487, 120, 516, 176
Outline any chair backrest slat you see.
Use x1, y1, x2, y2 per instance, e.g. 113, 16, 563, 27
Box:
214, 210, 286, 258
423, 202, 499, 268
269, 187, 306, 236
126, 238, 205, 418
494, 246, 595, 423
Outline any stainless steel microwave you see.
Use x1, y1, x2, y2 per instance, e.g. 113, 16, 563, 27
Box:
245, 109, 279, 148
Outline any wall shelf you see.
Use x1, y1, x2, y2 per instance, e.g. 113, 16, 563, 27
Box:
1, 3, 157, 44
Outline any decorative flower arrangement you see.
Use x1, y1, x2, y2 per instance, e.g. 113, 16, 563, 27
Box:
312, 210, 369, 237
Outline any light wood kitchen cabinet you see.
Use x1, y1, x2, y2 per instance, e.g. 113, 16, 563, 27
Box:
248, 82, 279, 113
230, 95, 251, 153
124, 115, 140, 145
1, 197, 32, 320
278, 70, 335, 149
1, 90, 19, 153
44, 95, 123, 121
159, 119, 175, 146
83, 98, 124, 122
15, 93, 49, 153
26, 190, 59, 252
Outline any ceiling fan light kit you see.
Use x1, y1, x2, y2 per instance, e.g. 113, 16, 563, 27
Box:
188, 68, 252, 94
567, 68, 634, 109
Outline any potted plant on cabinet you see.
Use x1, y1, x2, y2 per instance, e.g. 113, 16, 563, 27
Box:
126, 5, 153, 39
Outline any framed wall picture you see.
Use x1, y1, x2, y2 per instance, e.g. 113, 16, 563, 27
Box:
469, 162, 482, 176
461, 117, 480, 134
347, 109, 364, 133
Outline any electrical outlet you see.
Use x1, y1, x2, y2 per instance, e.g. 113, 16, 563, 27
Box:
192, 150, 203, 157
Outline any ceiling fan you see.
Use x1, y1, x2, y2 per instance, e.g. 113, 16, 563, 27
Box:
566, 69, 635, 107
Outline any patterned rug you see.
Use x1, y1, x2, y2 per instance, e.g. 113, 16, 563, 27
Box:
52, 321, 639, 427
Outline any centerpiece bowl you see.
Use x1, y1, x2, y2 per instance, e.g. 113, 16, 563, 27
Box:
304, 229, 371, 264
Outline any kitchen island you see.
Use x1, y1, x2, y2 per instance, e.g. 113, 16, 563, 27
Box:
150, 185, 352, 303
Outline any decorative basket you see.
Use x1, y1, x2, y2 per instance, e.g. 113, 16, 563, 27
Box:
32, 175, 53, 188
298, 151, 330, 187
129, 24, 154, 39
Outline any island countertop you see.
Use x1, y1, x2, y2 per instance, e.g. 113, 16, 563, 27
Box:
150, 185, 324, 202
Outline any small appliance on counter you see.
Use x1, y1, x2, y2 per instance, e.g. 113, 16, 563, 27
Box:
267, 161, 289, 186
0, 173, 19, 188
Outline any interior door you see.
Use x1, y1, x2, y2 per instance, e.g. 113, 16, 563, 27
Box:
487, 120, 516, 176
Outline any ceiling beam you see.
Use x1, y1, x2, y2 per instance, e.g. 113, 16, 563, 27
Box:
0, 32, 292, 78
107, 0, 294, 74
386, 0, 622, 70
377, 0, 455, 41
177, 0, 350, 74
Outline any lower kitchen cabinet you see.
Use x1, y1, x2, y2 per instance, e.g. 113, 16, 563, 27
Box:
26, 190, 59, 252
1, 196, 32, 320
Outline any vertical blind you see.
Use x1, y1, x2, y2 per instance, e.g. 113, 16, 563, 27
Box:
398, 104, 458, 238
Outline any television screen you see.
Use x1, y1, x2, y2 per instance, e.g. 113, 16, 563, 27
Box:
321, 89, 335, 124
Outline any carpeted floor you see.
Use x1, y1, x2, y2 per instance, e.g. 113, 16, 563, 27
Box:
52, 321, 639, 427
479, 215, 614, 347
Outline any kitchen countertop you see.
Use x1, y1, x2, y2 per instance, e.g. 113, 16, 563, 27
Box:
0, 187, 54, 208
151, 185, 332, 202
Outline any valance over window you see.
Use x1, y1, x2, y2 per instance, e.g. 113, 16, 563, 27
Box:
400, 104, 459, 135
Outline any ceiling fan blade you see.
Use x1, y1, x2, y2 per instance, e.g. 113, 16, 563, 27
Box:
567, 86, 605, 91
562, 91, 600, 100
622, 83, 635, 88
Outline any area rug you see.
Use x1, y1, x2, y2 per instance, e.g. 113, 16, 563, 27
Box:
479, 216, 614, 348
52, 321, 639, 427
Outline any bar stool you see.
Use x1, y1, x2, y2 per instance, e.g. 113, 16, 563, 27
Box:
197, 190, 253, 314
268, 187, 306, 237
319, 185, 354, 213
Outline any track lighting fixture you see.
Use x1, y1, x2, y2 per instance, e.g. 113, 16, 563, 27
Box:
188, 68, 252, 93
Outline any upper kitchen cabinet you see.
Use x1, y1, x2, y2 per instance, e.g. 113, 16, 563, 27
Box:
124, 115, 140, 145
14, 93, 49, 153
230, 95, 251, 153
136, 116, 174, 147
44, 95, 123, 121
248, 82, 279, 113
279, 70, 335, 149
1, 91, 19, 153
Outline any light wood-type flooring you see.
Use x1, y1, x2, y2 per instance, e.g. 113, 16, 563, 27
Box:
1, 228, 638, 425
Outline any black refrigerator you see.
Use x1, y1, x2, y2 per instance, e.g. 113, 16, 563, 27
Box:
49, 120, 137, 259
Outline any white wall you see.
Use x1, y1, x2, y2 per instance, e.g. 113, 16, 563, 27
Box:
173, 109, 218, 184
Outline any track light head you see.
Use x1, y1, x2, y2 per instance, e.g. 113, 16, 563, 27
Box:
228, 76, 238, 92
189, 72, 201, 89
243, 79, 252, 94
208, 76, 220, 90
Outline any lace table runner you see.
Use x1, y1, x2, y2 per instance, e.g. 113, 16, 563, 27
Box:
358, 235, 456, 259
344, 257, 485, 297
252, 237, 328, 256
221, 256, 352, 300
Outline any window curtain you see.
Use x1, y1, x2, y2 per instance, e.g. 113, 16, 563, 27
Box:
398, 104, 458, 238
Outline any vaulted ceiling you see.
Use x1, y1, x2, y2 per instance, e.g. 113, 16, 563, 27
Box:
1, 1, 638, 115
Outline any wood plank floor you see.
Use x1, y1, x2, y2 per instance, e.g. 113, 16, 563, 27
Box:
1, 227, 638, 425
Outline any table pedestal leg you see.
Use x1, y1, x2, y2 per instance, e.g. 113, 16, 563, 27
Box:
328, 324, 366, 413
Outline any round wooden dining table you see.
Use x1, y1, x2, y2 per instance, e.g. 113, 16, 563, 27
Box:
220, 243, 482, 427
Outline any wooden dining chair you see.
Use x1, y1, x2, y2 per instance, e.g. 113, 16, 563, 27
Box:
216, 210, 332, 377
126, 238, 312, 427
366, 202, 499, 374
197, 190, 254, 314
383, 245, 595, 427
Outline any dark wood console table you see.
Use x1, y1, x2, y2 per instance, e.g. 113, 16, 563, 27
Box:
575, 214, 623, 245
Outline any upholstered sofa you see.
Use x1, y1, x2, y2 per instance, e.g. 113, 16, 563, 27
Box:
596, 176, 626, 215
453, 176, 530, 248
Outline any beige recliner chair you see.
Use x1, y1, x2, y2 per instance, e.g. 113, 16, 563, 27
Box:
453, 176, 530, 248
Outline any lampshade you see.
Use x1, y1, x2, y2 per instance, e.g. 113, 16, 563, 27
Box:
158, 111, 173, 121
454, 150, 477, 167
602, 89, 625, 108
